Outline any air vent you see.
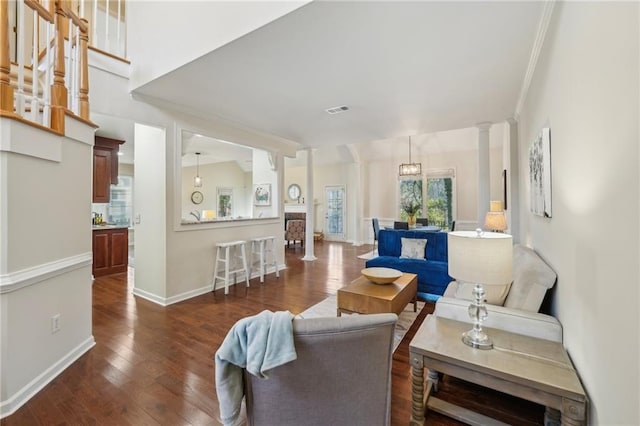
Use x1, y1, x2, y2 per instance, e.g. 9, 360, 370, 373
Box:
325, 105, 349, 115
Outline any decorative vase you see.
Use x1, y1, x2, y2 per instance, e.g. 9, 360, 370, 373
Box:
407, 214, 417, 228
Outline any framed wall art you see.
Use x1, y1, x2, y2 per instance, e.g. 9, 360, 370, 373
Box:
217, 187, 233, 218
254, 184, 272, 206
529, 127, 552, 217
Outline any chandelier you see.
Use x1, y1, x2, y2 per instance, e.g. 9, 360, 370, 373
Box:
398, 136, 422, 176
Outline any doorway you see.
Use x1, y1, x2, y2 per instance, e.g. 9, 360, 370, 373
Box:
324, 185, 345, 241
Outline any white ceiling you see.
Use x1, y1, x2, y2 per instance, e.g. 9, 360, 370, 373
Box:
181, 131, 254, 171
134, 1, 544, 149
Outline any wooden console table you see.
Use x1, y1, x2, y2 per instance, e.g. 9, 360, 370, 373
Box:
409, 315, 587, 426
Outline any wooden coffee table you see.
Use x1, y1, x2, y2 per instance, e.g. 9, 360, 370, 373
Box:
337, 272, 417, 316
409, 315, 587, 426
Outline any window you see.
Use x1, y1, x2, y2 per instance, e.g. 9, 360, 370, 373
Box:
426, 169, 456, 229
398, 178, 423, 220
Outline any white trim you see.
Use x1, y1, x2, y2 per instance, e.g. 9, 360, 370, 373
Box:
133, 264, 288, 306
131, 287, 170, 306
0, 336, 96, 419
0, 117, 62, 162
88, 48, 130, 79
514, 0, 556, 120
0, 253, 93, 294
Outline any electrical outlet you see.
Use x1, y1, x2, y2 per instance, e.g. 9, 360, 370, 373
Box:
51, 314, 60, 334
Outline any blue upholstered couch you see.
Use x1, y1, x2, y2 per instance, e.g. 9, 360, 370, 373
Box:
365, 230, 452, 301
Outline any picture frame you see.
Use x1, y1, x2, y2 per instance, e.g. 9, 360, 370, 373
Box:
217, 187, 233, 218
529, 127, 552, 217
254, 184, 271, 206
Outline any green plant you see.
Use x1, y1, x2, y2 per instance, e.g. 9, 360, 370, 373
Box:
401, 200, 421, 216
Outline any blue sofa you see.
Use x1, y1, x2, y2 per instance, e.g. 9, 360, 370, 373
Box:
365, 230, 452, 301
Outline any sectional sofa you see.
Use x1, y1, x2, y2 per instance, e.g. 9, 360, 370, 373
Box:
365, 229, 452, 301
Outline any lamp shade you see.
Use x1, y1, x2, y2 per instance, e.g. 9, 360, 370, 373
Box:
484, 211, 507, 231
489, 200, 503, 212
448, 231, 513, 285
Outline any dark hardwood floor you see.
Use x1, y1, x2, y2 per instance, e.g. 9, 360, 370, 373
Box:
1, 240, 544, 425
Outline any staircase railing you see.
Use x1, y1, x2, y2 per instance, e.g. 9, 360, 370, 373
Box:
1, 0, 90, 134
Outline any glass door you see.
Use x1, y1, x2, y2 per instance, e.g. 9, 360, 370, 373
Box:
324, 185, 345, 241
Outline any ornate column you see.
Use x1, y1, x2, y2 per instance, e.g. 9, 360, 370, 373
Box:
302, 148, 317, 261
476, 122, 492, 228
78, 18, 90, 120
51, 0, 68, 133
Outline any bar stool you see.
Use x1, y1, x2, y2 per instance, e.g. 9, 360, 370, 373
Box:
250, 236, 279, 283
212, 240, 250, 295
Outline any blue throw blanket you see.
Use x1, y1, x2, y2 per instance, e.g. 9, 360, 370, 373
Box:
215, 310, 296, 426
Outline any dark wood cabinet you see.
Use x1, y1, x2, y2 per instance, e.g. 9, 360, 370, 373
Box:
93, 228, 128, 277
93, 136, 124, 203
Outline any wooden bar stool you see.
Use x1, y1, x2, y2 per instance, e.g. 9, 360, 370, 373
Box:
212, 240, 250, 295
250, 236, 279, 283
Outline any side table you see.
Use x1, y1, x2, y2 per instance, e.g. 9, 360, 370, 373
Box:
409, 315, 587, 426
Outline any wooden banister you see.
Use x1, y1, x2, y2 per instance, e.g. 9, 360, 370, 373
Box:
0, 0, 15, 116
78, 17, 89, 120
60, 3, 88, 33
51, 0, 68, 133
4, 0, 91, 133
24, 0, 55, 23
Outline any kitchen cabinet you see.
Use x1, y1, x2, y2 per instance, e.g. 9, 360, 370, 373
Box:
93, 136, 124, 203
93, 227, 128, 277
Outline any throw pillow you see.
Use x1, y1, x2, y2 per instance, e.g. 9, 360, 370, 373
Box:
453, 281, 512, 306
400, 237, 427, 260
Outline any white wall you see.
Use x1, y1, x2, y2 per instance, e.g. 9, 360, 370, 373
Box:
361, 127, 504, 228
133, 124, 168, 300
181, 161, 249, 219
518, 2, 639, 423
127, 1, 309, 89
252, 149, 278, 219
0, 122, 94, 417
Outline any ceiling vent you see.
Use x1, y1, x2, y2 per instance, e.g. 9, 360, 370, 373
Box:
325, 105, 349, 115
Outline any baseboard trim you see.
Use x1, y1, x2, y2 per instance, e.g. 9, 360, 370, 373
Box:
0, 253, 93, 294
0, 335, 96, 419
132, 264, 287, 306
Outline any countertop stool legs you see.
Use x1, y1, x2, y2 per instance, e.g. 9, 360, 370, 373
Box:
250, 236, 279, 283
212, 240, 250, 295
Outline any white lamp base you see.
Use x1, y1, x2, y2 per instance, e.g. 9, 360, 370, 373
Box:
462, 328, 493, 349
462, 282, 494, 350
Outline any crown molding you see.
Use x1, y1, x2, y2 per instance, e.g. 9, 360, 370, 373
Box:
514, 0, 556, 120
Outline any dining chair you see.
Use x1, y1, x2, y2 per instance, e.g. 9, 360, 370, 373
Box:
393, 221, 409, 230
372, 218, 380, 250
416, 218, 429, 226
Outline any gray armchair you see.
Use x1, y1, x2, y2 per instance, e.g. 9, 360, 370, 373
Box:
244, 313, 398, 426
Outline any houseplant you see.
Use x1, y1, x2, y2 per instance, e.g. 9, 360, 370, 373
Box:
401, 200, 421, 227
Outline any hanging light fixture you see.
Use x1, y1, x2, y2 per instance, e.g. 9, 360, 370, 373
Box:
194, 152, 202, 187
398, 136, 422, 176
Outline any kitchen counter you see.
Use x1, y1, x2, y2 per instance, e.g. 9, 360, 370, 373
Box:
92, 224, 129, 230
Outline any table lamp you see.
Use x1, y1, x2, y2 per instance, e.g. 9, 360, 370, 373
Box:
448, 230, 513, 349
484, 200, 507, 232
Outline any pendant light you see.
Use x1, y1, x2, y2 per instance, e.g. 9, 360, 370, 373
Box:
194, 152, 202, 187
398, 136, 422, 176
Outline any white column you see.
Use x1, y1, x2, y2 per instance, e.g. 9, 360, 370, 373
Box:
506, 118, 520, 242
303, 148, 317, 261
477, 122, 492, 228
352, 161, 362, 246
